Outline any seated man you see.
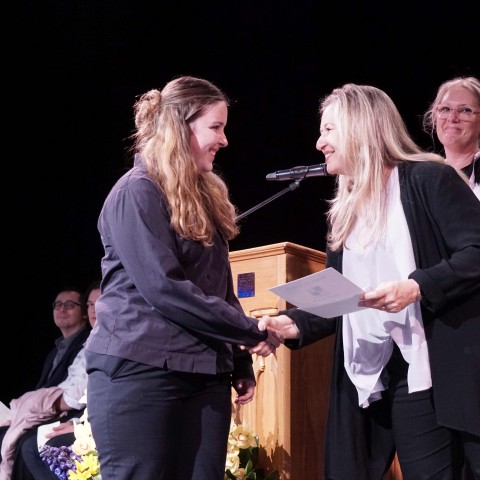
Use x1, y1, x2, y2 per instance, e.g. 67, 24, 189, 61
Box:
0, 285, 93, 479
35, 286, 91, 390
11, 281, 100, 480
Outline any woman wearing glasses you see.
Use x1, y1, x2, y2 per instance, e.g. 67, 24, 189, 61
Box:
422, 76, 480, 478
423, 76, 480, 200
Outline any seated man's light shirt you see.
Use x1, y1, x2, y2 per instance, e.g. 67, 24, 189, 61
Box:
49, 337, 68, 375
57, 348, 87, 410
342, 166, 432, 408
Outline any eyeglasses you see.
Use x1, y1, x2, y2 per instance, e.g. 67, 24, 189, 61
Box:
435, 105, 479, 121
53, 300, 82, 310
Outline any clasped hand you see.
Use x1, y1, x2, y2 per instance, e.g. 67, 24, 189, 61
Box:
244, 314, 300, 357
248, 326, 283, 356
257, 315, 300, 340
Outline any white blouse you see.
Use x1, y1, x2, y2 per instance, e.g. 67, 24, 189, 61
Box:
470, 152, 479, 200
342, 166, 432, 408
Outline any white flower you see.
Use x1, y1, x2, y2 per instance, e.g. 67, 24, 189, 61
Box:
71, 411, 96, 456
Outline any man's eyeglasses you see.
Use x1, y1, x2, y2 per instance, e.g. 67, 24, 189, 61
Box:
435, 105, 479, 121
53, 300, 82, 310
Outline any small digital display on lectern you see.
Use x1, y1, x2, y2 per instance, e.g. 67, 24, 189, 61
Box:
237, 272, 255, 298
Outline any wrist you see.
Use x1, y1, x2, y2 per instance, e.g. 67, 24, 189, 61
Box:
412, 280, 422, 302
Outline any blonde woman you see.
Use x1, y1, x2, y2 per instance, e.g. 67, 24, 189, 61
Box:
260, 84, 480, 479
423, 75, 480, 200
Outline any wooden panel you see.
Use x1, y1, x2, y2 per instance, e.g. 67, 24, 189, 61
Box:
229, 242, 333, 479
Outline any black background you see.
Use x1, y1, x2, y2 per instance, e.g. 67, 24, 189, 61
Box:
5, 0, 477, 403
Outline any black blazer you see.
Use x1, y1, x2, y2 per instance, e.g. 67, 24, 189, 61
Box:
285, 161, 480, 479
35, 327, 91, 389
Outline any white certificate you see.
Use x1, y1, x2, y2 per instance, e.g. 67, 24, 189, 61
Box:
269, 267, 367, 318
37, 421, 60, 448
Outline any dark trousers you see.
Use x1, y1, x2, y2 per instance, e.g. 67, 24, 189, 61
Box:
459, 431, 480, 479
382, 345, 460, 479
86, 351, 232, 480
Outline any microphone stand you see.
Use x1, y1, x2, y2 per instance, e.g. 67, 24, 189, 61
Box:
236, 179, 303, 221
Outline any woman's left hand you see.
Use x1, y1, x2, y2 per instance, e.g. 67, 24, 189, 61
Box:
232, 378, 256, 404
358, 279, 421, 313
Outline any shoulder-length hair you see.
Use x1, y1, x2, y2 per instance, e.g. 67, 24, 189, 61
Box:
422, 76, 480, 145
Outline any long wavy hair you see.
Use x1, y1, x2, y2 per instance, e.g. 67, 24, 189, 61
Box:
422, 75, 480, 147
131, 76, 239, 247
321, 84, 444, 251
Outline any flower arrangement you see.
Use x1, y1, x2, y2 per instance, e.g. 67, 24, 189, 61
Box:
40, 408, 101, 480
40, 414, 277, 480
225, 421, 279, 480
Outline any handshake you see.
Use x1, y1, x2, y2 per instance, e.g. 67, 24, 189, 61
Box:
244, 314, 301, 357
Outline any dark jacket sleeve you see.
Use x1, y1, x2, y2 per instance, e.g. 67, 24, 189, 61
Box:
401, 161, 480, 313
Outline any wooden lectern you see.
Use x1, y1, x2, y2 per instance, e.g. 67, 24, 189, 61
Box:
229, 242, 403, 480
229, 242, 333, 480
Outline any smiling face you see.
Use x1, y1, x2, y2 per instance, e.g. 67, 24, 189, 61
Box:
189, 101, 228, 173
316, 104, 346, 175
435, 86, 480, 153
86, 288, 101, 327
53, 290, 86, 337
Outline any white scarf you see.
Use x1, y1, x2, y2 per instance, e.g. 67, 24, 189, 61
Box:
342, 167, 432, 407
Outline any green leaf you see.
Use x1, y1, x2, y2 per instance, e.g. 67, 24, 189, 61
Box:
244, 458, 254, 474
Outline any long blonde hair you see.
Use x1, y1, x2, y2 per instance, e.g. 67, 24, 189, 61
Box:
131, 76, 239, 247
322, 84, 444, 251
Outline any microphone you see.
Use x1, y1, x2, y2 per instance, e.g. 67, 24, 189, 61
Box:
266, 163, 329, 181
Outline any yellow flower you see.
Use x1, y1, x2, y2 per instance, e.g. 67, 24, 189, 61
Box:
225, 421, 279, 479
68, 452, 100, 479
228, 422, 258, 449
225, 448, 241, 472
226, 442, 240, 456
67, 407, 101, 480
228, 467, 247, 479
